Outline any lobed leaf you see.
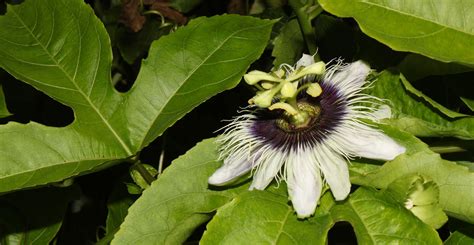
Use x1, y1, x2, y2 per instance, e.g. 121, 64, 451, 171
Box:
0, 0, 274, 192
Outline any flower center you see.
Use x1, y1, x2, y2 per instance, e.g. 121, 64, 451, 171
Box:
276, 101, 321, 133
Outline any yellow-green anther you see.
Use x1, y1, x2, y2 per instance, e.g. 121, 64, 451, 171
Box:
286, 61, 326, 82
281, 81, 298, 98
244, 70, 283, 85
261, 82, 274, 89
252, 90, 276, 108
306, 83, 322, 97
269, 102, 298, 115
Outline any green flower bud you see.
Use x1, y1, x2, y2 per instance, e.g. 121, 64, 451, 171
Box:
386, 175, 448, 229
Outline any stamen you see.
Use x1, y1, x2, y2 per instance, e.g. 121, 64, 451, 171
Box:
269, 102, 299, 115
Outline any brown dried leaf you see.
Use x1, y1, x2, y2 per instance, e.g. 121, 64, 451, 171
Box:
150, 1, 187, 25
120, 0, 146, 32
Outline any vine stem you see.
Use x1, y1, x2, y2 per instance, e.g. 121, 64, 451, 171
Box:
288, 0, 321, 60
133, 162, 155, 185
158, 133, 166, 175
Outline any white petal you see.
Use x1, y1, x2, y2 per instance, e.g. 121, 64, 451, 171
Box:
324, 61, 370, 97
372, 104, 392, 120
314, 144, 351, 200
337, 123, 406, 161
249, 146, 286, 190
208, 155, 252, 186
286, 147, 322, 218
296, 54, 315, 68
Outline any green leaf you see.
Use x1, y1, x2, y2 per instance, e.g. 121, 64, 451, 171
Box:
350, 125, 474, 224
105, 184, 134, 236
398, 54, 472, 81
116, 19, 171, 64
0, 83, 11, 118
169, 0, 202, 13
114, 136, 447, 244
385, 175, 448, 229
0, 0, 274, 192
0, 0, 130, 192
330, 187, 442, 244
461, 97, 474, 112
318, 0, 474, 66
399, 74, 469, 118
124, 15, 275, 149
369, 71, 474, 139
201, 188, 333, 245
0, 186, 78, 245
111, 139, 247, 244
444, 231, 474, 245
272, 19, 305, 67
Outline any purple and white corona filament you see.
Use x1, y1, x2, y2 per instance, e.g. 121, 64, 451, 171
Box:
208, 55, 406, 218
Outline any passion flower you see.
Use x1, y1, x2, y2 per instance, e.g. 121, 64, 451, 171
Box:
209, 55, 406, 218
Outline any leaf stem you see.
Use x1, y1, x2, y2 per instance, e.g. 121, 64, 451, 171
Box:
429, 146, 468, 154
288, 0, 320, 60
133, 162, 155, 185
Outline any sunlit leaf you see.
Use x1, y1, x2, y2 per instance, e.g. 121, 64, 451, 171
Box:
319, 0, 474, 66
201, 188, 333, 245
351, 125, 474, 224
330, 187, 442, 244
444, 231, 474, 245
112, 139, 248, 244
0, 0, 274, 192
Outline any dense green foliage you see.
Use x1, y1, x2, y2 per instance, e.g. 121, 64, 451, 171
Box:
0, 0, 473, 243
